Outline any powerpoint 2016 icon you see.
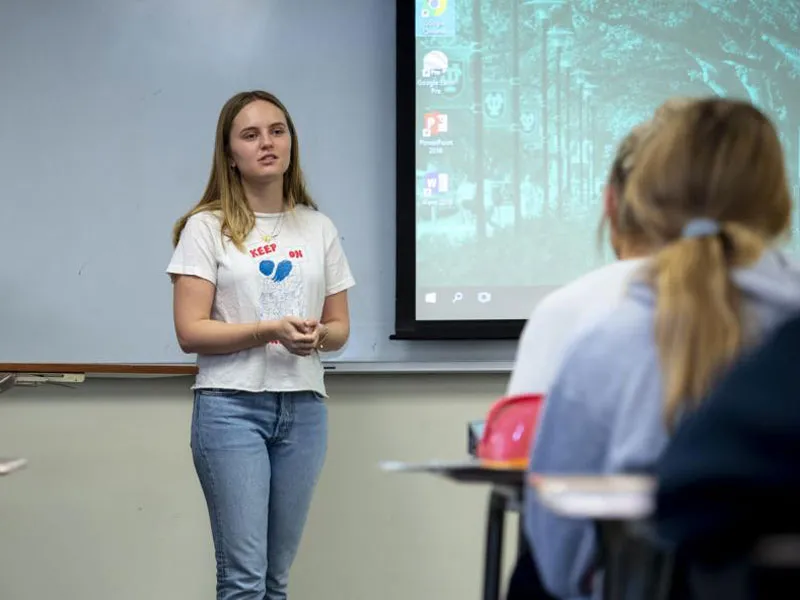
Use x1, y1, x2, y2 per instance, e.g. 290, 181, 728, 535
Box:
422, 112, 448, 137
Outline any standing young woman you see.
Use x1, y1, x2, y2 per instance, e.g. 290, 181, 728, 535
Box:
524, 97, 800, 599
167, 90, 355, 600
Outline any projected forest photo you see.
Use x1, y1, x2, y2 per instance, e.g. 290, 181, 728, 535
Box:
414, 0, 800, 288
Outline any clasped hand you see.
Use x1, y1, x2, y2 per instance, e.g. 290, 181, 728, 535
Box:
277, 316, 322, 356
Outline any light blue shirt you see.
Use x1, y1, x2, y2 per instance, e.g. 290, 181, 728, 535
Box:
524, 250, 800, 599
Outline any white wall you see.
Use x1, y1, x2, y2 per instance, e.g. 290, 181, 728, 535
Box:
0, 374, 520, 600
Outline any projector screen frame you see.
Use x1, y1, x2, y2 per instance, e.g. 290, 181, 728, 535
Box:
393, 0, 525, 341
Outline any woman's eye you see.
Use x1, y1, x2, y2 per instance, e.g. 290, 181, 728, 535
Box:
272, 128, 285, 136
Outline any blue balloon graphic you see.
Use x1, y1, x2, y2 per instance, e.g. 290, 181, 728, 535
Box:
259, 260, 275, 277
273, 259, 293, 282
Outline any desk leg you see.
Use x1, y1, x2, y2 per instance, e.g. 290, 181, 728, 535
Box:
483, 489, 507, 600
599, 521, 625, 600
598, 521, 675, 600
517, 512, 529, 560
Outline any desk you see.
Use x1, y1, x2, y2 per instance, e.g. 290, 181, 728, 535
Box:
381, 459, 526, 600
0, 373, 27, 476
0, 372, 16, 394
0, 457, 27, 476
530, 474, 673, 600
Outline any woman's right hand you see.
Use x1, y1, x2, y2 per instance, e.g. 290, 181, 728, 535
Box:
274, 316, 317, 356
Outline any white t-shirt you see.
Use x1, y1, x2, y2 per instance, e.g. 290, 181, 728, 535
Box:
506, 259, 647, 396
166, 205, 355, 397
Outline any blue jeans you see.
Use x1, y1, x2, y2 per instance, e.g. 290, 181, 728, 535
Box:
191, 389, 328, 600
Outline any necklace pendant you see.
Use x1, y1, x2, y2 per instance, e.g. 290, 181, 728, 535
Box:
263, 235, 272, 242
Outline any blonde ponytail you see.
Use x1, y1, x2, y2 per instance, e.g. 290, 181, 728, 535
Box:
620, 98, 791, 426
652, 223, 766, 427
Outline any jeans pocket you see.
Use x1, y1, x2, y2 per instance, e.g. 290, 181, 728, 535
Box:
192, 391, 259, 453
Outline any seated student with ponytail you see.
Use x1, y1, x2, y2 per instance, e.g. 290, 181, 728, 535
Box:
524, 97, 800, 600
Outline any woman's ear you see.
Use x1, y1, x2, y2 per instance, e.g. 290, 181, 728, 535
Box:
603, 184, 618, 227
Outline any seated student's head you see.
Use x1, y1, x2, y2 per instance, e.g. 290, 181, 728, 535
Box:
603, 97, 694, 259
620, 97, 792, 425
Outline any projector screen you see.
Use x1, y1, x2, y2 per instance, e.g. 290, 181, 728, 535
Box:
395, 0, 800, 339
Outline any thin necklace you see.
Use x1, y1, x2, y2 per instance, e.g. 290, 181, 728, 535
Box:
255, 211, 285, 243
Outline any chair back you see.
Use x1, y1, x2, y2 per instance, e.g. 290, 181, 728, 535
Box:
477, 393, 544, 468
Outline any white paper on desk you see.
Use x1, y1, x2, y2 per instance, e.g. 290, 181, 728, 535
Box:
534, 475, 655, 519
539, 492, 653, 519
379, 459, 480, 472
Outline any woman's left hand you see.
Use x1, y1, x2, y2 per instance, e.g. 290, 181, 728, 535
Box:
304, 320, 329, 351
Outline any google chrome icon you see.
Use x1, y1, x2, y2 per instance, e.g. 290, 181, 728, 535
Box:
421, 0, 447, 18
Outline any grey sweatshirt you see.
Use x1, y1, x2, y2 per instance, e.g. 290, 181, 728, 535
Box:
524, 250, 800, 599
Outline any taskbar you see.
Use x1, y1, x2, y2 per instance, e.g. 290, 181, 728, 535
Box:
416, 285, 558, 321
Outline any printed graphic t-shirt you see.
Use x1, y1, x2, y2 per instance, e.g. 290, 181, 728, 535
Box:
166, 205, 356, 397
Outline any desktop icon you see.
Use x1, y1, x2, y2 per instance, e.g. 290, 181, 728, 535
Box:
424, 171, 449, 195
416, 0, 455, 38
421, 50, 448, 78
421, 0, 448, 18
422, 111, 448, 137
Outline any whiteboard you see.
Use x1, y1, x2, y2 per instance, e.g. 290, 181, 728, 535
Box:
0, 0, 518, 369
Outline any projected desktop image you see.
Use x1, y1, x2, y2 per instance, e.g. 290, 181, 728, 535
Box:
407, 0, 800, 327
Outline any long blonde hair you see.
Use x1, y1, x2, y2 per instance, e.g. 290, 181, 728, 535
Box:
612, 99, 694, 190
620, 98, 792, 426
171, 90, 317, 250
599, 98, 695, 247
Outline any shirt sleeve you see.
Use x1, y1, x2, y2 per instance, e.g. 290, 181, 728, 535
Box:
166, 213, 219, 285
323, 219, 356, 296
506, 301, 560, 396
524, 345, 613, 598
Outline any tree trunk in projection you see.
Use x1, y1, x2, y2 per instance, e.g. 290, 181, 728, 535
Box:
511, 0, 522, 232
541, 16, 549, 213
586, 101, 595, 205
577, 81, 583, 208
472, 0, 486, 241
565, 66, 571, 207
555, 44, 563, 216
